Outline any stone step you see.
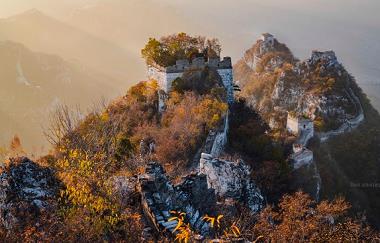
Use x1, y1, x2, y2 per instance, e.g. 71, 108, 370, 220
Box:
160, 220, 179, 232
189, 210, 200, 226
195, 216, 205, 230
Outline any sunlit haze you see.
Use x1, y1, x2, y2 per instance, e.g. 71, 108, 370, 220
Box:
1, 0, 380, 152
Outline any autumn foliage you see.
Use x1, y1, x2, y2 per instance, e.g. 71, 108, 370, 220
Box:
2, 34, 380, 242
141, 32, 221, 67
252, 192, 379, 242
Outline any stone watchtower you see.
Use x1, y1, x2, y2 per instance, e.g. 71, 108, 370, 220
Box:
147, 56, 234, 111
286, 113, 315, 170
251, 33, 276, 70
260, 33, 275, 46
286, 113, 314, 136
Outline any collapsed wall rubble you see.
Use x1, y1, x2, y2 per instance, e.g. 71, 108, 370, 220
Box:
137, 162, 215, 235
138, 154, 265, 237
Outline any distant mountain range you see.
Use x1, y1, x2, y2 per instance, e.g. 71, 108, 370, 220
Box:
0, 8, 144, 85
0, 41, 119, 152
0, 5, 191, 153
0, 7, 154, 152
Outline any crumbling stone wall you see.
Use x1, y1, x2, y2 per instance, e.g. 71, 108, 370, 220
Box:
217, 68, 234, 104
138, 162, 215, 235
290, 148, 314, 170
318, 88, 364, 142
210, 111, 229, 157
138, 153, 266, 238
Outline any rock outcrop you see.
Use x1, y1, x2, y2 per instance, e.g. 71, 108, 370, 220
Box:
0, 157, 61, 230
138, 154, 264, 237
199, 153, 264, 213
138, 162, 215, 236
111, 175, 139, 207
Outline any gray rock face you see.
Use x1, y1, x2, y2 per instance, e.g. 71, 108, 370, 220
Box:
138, 154, 265, 237
138, 162, 215, 235
290, 148, 314, 170
0, 157, 60, 230
199, 153, 264, 213
111, 175, 139, 207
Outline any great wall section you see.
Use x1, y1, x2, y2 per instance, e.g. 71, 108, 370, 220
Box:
137, 33, 367, 238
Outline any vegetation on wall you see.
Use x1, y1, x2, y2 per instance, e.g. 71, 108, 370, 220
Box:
172, 67, 225, 97
141, 32, 221, 67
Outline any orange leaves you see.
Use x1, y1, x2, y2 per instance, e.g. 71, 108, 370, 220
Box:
202, 214, 224, 229
203, 215, 216, 228
252, 191, 377, 242
174, 224, 192, 243
155, 92, 227, 165
202, 214, 244, 240
169, 211, 192, 243
168, 211, 245, 242
230, 222, 241, 237
142, 33, 221, 67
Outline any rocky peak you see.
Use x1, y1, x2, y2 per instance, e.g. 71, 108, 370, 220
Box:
257, 33, 276, 55
241, 33, 294, 72
235, 34, 362, 136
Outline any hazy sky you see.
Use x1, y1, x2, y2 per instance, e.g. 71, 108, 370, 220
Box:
1, 0, 380, 109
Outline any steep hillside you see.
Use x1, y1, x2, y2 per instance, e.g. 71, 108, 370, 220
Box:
0, 9, 143, 85
235, 34, 380, 228
0, 41, 119, 152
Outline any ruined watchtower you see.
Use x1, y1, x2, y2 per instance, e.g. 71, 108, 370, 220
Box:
251, 33, 276, 70
286, 113, 314, 136
147, 56, 234, 110
287, 113, 315, 170
260, 33, 275, 46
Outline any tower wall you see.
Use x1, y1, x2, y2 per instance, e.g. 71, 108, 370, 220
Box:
148, 66, 183, 93
148, 57, 234, 104
217, 68, 234, 104
286, 115, 299, 134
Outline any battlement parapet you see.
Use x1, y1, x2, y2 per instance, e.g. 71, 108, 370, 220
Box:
149, 56, 232, 74
148, 56, 234, 104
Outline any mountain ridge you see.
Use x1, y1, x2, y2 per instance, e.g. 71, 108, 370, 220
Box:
0, 8, 144, 85
235, 33, 380, 228
0, 40, 121, 152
